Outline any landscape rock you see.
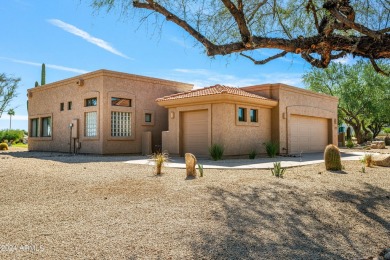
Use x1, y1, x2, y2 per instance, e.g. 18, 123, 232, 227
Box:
372, 154, 390, 167
185, 153, 197, 178
385, 252, 390, 260
371, 141, 386, 149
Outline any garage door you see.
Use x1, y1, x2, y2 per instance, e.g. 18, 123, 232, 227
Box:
290, 115, 329, 153
181, 110, 208, 157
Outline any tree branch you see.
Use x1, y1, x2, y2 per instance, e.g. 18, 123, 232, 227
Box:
369, 58, 390, 76
133, 0, 217, 54
246, 0, 268, 24
324, 1, 382, 40
306, 0, 320, 32
240, 51, 288, 65
220, 0, 252, 46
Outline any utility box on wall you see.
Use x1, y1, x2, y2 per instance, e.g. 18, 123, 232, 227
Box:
72, 119, 78, 138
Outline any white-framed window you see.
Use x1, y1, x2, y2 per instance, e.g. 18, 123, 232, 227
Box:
111, 111, 131, 137
85, 111, 97, 137
30, 118, 39, 137
41, 117, 52, 137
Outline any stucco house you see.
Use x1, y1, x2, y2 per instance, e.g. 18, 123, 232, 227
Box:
28, 70, 338, 157
157, 83, 338, 157
27, 70, 192, 154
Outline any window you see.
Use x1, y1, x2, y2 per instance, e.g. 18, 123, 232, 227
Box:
41, 117, 52, 137
250, 109, 258, 122
30, 118, 39, 137
111, 97, 131, 107
85, 112, 97, 137
60, 103, 64, 111
111, 111, 131, 137
85, 98, 97, 107
238, 107, 246, 122
68, 101, 72, 110
145, 113, 152, 123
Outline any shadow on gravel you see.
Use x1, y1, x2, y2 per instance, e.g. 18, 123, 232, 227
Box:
1, 151, 135, 164
190, 182, 389, 259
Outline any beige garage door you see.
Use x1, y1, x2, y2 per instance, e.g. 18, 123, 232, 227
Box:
290, 115, 329, 153
181, 110, 208, 157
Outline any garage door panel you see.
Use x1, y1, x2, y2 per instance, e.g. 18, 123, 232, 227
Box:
182, 110, 208, 156
290, 115, 328, 154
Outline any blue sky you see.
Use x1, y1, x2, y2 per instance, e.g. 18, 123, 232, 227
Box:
0, 0, 351, 131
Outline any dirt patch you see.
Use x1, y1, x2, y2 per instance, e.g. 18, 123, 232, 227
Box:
0, 153, 389, 259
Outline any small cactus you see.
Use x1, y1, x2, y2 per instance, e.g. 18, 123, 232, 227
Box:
324, 144, 342, 171
271, 162, 285, 178
198, 163, 204, 177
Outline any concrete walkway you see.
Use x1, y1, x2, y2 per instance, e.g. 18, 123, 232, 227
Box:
125, 151, 369, 169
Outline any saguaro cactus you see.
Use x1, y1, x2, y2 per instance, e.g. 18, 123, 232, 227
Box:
324, 144, 342, 171
41, 63, 46, 86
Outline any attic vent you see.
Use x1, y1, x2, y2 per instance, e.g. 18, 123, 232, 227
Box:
76, 79, 84, 86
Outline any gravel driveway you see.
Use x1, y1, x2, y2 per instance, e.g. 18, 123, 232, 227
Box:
1, 150, 389, 259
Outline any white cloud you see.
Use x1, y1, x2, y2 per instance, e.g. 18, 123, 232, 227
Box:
169, 68, 303, 89
332, 54, 355, 65
0, 115, 28, 121
48, 19, 132, 60
0, 57, 89, 74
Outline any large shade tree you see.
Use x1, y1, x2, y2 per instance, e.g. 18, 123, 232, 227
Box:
0, 73, 20, 118
303, 60, 390, 143
91, 0, 390, 74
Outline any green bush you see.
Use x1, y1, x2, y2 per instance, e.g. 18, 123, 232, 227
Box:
0, 142, 9, 150
0, 129, 24, 143
249, 149, 257, 159
324, 144, 342, 171
209, 144, 224, 161
346, 138, 354, 148
271, 162, 285, 178
264, 141, 278, 158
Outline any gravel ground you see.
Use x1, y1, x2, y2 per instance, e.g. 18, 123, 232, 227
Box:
0, 149, 389, 259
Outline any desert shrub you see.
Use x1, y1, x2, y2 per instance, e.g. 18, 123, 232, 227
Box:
150, 151, 169, 175
0, 142, 9, 150
198, 163, 204, 177
346, 138, 354, 148
271, 162, 285, 178
0, 129, 24, 143
249, 149, 257, 159
209, 144, 224, 161
264, 141, 278, 158
324, 144, 342, 171
363, 153, 373, 167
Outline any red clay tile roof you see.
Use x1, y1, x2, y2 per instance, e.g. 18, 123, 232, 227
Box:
156, 84, 271, 102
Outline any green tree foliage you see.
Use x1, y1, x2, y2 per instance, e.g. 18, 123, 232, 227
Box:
303, 60, 390, 143
41, 63, 46, 86
0, 73, 20, 118
0, 129, 24, 143
91, 0, 389, 74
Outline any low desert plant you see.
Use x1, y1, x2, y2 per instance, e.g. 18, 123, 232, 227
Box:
346, 138, 354, 148
150, 151, 169, 175
198, 163, 204, 177
264, 141, 278, 158
324, 144, 342, 171
0, 142, 9, 150
271, 162, 285, 178
362, 153, 373, 167
209, 143, 224, 161
249, 149, 257, 159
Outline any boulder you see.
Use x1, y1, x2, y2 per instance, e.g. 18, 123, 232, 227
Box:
373, 154, 390, 167
371, 141, 386, 149
185, 153, 197, 178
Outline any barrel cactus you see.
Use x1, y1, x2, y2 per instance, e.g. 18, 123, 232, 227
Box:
324, 144, 342, 171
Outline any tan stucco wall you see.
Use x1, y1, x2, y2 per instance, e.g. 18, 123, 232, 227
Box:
28, 70, 192, 154
160, 101, 272, 157
243, 84, 339, 154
